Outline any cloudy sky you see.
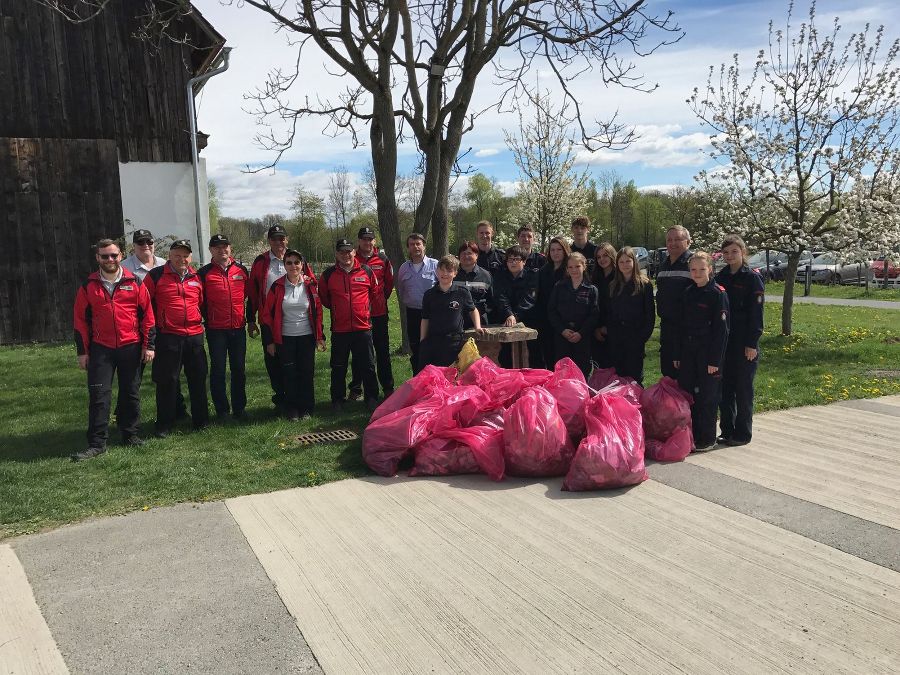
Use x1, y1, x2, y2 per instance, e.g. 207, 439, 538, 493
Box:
193, 0, 900, 217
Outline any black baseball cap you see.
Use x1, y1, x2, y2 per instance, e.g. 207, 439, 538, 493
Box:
170, 239, 192, 252
357, 226, 375, 239
267, 224, 287, 238
132, 229, 153, 243
209, 233, 230, 247
336, 238, 354, 251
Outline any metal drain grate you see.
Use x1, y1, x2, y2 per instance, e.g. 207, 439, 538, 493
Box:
293, 429, 359, 445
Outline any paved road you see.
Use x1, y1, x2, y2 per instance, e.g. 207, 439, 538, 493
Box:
3, 395, 900, 674
765, 294, 900, 309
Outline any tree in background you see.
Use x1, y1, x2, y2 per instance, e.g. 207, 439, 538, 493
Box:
237, 0, 681, 269
506, 93, 591, 248
289, 183, 329, 265
689, 1, 900, 334
208, 179, 220, 233
326, 166, 353, 240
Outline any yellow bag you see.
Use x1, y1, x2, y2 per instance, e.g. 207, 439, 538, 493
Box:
453, 337, 480, 374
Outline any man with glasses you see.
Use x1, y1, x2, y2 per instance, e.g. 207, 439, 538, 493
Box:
145, 240, 209, 437
656, 225, 694, 378
73, 239, 156, 461
122, 229, 166, 281
249, 224, 315, 411
493, 244, 542, 368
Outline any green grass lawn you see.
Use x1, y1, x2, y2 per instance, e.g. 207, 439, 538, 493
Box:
2, 299, 898, 538
766, 280, 900, 301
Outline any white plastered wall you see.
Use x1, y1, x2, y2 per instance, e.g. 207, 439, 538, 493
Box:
119, 159, 210, 263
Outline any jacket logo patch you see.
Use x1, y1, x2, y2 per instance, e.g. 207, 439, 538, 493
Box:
353, 276, 367, 282
188, 281, 201, 287
721, 311, 727, 321
120, 285, 133, 291
232, 274, 244, 280
449, 300, 460, 310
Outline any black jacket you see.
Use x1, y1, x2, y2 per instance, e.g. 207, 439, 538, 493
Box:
523, 250, 547, 273
477, 247, 506, 278
535, 263, 566, 322
591, 268, 615, 328
676, 281, 730, 367
548, 279, 600, 336
606, 278, 656, 344
656, 250, 693, 323
715, 264, 764, 351
571, 241, 598, 277
453, 265, 494, 327
494, 268, 538, 324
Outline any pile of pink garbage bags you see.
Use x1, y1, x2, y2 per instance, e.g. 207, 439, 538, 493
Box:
363, 357, 695, 491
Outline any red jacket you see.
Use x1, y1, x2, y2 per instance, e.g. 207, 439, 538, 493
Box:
198, 259, 250, 330
319, 260, 377, 332
248, 251, 316, 324
144, 264, 205, 336
355, 247, 393, 317
260, 276, 325, 345
73, 269, 156, 354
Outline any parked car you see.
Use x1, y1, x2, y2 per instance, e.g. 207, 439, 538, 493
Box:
747, 251, 789, 280
771, 251, 822, 281
797, 253, 869, 284
632, 246, 649, 271
647, 247, 667, 277
871, 256, 900, 283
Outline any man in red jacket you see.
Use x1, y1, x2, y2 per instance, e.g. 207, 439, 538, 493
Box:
198, 234, 251, 420
145, 240, 209, 436
319, 239, 379, 412
348, 226, 394, 401
72, 239, 156, 461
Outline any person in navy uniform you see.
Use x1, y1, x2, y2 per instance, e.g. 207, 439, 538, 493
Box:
715, 234, 764, 446
419, 255, 485, 368
547, 252, 599, 377
453, 241, 494, 328
590, 242, 618, 369
674, 251, 730, 452
569, 215, 597, 278
516, 224, 547, 272
535, 237, 571, 368
475, 220, 506, 279
656, 226, 693, 378
605, 247, 656, 385
493, 245, 541, 368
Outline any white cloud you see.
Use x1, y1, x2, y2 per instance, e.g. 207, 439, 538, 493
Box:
575, 125, 710, 169
475, 148, 501, 157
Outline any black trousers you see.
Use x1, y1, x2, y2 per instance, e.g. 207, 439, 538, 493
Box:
279, 335, 316, 415
406, 307, 423, 375
87, 342, 143, 449
677, 339, 722, 447
590, 334, 613, 369
207, 328, 247, 416
609, 334, 647, 386
720, 346, 758, 442
350, 313, 394, 394
153, 332, 209, 430
553, 334, 592, 379
331, 331, 377, 402
659, 319, 679, 379
419, 334, 463, 369
262, 338, 284, 407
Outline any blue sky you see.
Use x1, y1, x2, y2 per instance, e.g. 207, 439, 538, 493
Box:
194, 0, 900, 217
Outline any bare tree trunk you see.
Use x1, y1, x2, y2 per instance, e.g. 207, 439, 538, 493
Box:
781, 252, 801, 336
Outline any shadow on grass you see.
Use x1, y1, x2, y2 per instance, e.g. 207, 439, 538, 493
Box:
3, 428, 87, 462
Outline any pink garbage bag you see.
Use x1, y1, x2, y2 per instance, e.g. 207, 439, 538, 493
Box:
646, 426, 694, 462
363, 392, 447, 476
553, 357, 586, 384
597, 380, 643, 407
370, 365, 457, 423
469, 408, 505, 431
431, 385, 493, 432
544, 377, 591, 441
409, 425, 505, 481
520, 367, 554, 387
640, 376, 693, 439
458, 357, 501, 386
502, 386, 574, 477
565, 391, 647, 490
587, 367, 619, 390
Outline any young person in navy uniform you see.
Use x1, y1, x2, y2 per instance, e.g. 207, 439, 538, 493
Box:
494, 245, 541, 368
590, 242, 617, 369
605, 246, 656, 385
420, 255, 485, 368
674, 251, 730, 452
547, 252, 599, 378
657, 226, 693, 378
535, 237, 571, 368
515, 224, 547, 272
569, 216, 597, 278
715, 234, 764, 446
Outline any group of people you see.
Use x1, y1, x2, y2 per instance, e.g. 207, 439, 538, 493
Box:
72, 217, 763, 461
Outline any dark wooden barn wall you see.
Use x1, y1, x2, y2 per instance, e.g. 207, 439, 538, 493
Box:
0, 1, 199, 163
0, 138, 123, 344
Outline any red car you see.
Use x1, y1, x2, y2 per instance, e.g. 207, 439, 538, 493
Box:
871, 257, 899, 280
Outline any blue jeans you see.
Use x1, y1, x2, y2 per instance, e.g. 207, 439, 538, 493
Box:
206, 328, 247, 416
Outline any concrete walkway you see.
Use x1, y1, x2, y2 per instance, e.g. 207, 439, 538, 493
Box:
765, 294, 900, 309
3, 395, 900, 674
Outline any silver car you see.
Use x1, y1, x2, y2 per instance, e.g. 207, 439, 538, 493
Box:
795, 253, 874, 285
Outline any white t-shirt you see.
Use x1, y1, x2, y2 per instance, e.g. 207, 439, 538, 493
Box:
281, 279, 312, 337
265, 252, 286, 298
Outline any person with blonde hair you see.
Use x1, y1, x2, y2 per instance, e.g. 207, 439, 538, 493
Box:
675, 251, 730, 452
547, 252, 599, 377
605, 246, 655, 385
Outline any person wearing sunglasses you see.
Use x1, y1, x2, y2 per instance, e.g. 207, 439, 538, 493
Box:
72, 239, 156, 461
121, 229, 166, 282
145, 240, 209, 437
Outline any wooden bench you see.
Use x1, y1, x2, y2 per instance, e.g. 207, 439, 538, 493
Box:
463, 325, 538, 369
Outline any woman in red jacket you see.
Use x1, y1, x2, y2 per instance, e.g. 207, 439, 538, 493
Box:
261, 250, 326, 421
